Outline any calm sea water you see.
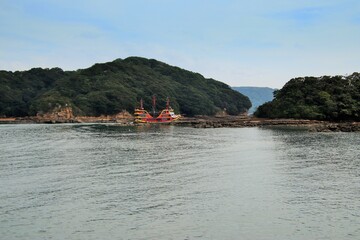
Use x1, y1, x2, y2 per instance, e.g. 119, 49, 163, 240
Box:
0, 124, 359, 240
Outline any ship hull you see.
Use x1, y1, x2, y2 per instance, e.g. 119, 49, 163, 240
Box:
134, 109, 180, 123
134, 97, 180, 123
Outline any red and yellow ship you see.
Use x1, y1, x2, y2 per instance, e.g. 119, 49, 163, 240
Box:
134, 96, 181, 123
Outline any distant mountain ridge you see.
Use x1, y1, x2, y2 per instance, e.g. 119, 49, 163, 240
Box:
0, 57, 251, 117
232, 87, 275, 113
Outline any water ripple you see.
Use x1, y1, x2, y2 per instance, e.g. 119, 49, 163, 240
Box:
0, 125, 359, 239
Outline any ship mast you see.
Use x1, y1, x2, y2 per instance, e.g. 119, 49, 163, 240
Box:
152, 95, 156, 116
166, 97, 170, 109
140, 98, 144, 109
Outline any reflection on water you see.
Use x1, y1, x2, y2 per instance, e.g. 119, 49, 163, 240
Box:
0, 124, 359, 240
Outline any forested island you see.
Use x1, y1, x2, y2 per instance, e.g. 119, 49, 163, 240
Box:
0, 57, 251, 118
2, 57, 360, 131
254, 72, 360, 121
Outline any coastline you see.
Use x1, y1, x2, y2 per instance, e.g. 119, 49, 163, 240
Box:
1, 115, 360, 132
173, 116, 360, 132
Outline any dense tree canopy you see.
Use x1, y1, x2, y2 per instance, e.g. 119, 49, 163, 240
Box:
254, 73, 360, 121
0, 57, 251, 117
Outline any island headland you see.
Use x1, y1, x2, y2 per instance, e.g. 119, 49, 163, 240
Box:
1, 57, 360, 131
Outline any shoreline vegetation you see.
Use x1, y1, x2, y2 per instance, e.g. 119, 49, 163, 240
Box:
254, 72, 360, 121
2, 57, 360, 132
1, 112, 360, 132
0, 57, 250, 118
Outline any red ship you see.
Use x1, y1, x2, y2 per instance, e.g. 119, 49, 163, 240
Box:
134, 96, 181, 123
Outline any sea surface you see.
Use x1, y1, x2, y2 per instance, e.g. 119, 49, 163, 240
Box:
0, 124, 359, 240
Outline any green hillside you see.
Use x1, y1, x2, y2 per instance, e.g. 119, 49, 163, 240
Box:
0, 57, 251, 117
254, 73, 360, 120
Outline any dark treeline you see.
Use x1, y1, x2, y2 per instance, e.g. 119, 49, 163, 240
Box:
255, 72, 360, 121
0, 57, 251, 117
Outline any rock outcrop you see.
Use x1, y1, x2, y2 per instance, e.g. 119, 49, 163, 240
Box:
35, 106, 75, 123
75, 110, 134, 123
32, 107, 134, 124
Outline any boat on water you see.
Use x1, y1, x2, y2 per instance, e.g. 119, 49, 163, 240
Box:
134, 96, 181, 123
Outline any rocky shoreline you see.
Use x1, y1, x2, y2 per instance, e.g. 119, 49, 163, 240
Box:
1, 114, 360, 132
0, 107, 133, 124
173, 116, 360, 132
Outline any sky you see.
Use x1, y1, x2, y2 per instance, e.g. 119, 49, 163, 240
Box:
1, 0, 360, 88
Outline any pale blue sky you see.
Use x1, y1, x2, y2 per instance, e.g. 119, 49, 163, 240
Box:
1, 0, 359, 88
